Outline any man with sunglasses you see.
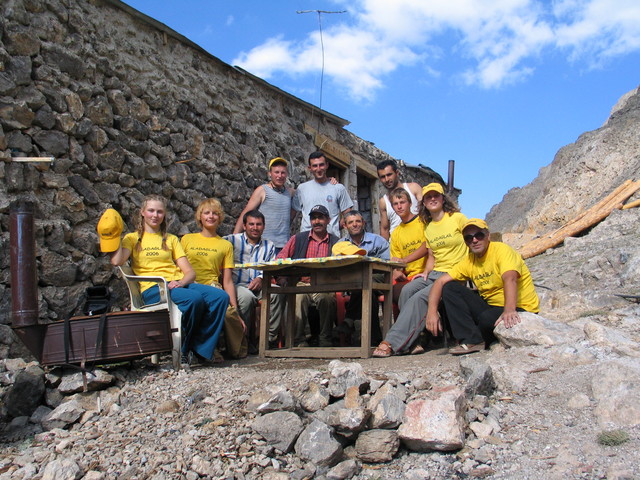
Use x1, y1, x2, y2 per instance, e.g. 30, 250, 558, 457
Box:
425, 218, 539, 355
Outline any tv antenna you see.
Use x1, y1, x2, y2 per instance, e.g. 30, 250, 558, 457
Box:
296, 9, 346, 114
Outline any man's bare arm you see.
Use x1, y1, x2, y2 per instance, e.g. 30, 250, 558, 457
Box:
495, 270, 521, 328
233, 186, 266, 234
425, 273, 453, 336
379, 197, 390, 240
409, 182, 423, 203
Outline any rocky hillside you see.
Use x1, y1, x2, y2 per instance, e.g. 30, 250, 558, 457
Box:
486, 86, 640, 236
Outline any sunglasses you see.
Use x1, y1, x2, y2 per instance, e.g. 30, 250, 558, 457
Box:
464, 231, 486, 244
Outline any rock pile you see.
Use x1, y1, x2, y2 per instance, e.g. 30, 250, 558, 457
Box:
1, 310, 639, 479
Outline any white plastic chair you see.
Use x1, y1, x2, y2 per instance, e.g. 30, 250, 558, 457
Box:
118, 265, 182, 370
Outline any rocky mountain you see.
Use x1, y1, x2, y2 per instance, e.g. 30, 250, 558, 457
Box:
486, 86, 640, 236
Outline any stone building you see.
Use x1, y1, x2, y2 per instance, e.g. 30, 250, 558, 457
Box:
0, 0, 448, 339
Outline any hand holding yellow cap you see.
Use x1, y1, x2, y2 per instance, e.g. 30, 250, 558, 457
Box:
97, 208, 124, 252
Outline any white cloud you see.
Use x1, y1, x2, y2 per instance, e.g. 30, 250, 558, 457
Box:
233, 0, 640, 100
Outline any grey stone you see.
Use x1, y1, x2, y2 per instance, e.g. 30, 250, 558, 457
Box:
255, 388, 301, 414
582, 320, 640, 357
355, 429, 400, 463
58, 370, 115, 394
118, 116, 149, 140
591, 359, 640, 428
299, 382, 330, 412
459, 356, 496, 397
4, 27, 41, 56
494, 312, 583, 347
0, 100, 35, 129
68, 175, 100, 205
30, 405, 53, 424
40, 458, 82, 480
42, 44, 85, 79
326, 401, 370, 439
294, 419, 343, 468
41, 400, 85, 430
6, 56, 32, 86
326, 459, 360, 480
39, 250, 77, 286
368, 383, 406, 429
32, 129, 69, 156
7, 130, 33, 153
45, 388, 64, 409
252, 411, 303, 453
85, 96, 113, 126
65, 91, 84, 120
5, 365, 45, 418
41, 86, 68, 113
327, 360, 369, 398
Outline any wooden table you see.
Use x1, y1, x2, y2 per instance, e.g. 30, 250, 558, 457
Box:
252, 256, 402, 358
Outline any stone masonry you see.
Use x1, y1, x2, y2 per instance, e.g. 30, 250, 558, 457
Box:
0, 0, 445, 335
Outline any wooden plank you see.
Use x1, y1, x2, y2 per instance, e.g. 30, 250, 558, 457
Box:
263, 347, 369, 359
518, 180, 640, 259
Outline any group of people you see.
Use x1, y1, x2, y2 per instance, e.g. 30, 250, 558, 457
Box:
97, 151, 539, 365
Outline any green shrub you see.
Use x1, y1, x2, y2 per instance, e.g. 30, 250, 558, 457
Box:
597, 429, 629, 446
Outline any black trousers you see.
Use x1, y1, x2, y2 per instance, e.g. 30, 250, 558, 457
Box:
441, 281, 523, 345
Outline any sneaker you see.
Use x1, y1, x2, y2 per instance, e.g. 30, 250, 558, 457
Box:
448, 343, 485, 355
181, 351, 194, 365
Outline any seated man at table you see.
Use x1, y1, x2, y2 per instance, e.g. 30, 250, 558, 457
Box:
425, 218, 540, 355
224, 209, 286, 351
334, 210, 390, 345
276, 204, 339, 347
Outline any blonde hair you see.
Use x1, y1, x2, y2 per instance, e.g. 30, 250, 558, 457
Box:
195, 198, 225, 229
135, 194, 169, 251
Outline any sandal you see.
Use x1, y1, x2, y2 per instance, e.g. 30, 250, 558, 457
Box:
372, 341, 394, 358
410, 344, 425, 355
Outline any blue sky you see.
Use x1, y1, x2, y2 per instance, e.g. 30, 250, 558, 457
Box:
123, 0, 640, 220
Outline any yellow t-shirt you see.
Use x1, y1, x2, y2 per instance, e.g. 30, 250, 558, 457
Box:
425, 212, 469, 273
122, 232, 185, 292
390, 216, 427, 278
181, 233, 234, 285
449, 242, 539, 312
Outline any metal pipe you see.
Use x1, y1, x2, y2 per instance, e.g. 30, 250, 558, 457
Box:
447, 159, 455, 194
10, 201, 38, 328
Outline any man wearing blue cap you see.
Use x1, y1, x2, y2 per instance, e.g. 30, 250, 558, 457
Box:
277, 204, 339, 347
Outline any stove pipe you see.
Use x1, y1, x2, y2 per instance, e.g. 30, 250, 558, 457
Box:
10, 201, 38, 328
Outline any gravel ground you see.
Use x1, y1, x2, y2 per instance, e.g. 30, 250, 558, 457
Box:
2, 333, 638, 480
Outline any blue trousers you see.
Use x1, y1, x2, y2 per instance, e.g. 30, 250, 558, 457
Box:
142, 283, 229, 360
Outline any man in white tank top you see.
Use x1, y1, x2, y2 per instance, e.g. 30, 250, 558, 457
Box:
377, 160, 422, 240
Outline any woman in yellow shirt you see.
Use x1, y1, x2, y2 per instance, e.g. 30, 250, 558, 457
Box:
109, 195, 228, 364
181, 198, 246, 359
373, 183, 468, 357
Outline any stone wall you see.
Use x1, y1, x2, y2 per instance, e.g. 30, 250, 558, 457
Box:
0, 0, 445, 335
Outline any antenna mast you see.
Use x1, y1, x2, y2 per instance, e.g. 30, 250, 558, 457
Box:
296, 9, 346, 114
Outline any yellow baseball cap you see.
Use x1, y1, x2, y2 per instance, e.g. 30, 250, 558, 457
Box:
332, 241, 366, 256
462, 218, 489, 232
268, 157, 288, 169
422, 183, 445, 195
97, 208, 124, 252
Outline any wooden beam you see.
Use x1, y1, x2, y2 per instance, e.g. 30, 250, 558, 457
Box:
518, 179, 640, 259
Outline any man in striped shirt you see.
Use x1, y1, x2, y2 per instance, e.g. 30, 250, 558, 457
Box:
225, 209, 285, 349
